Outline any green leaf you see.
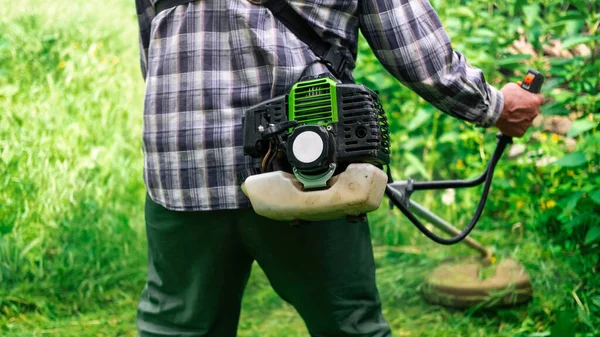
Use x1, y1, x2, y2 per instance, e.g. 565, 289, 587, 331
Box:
19, 238, 42, 259
568, 1, 589, 14
541, 102, 569, 116
562, 35, 600, 49
523, 4, 540, 27
555, 11, 586, 35
408, 109, 432, 131
439, 132, 459, 144
550, 311, 575, 337
584, 225, 600, 245
590, 190, 600, 205
564, 20, 585, 36
474, 28, 497, 38
513, 0, 527, 15
558, 11, 585, 22
404, 152, 431, 180
592, 296, 600, 308
496, 54, 532, 66
549, 57, 578, 66
365, 72, 394, 91
567, 119, 596, 138
493, 179, 512, 189
552, 90, 577, 104
465, 36, 492, 45
400, 136, 426, 151
448, 7, 475, 19
563, 191, 584, 213
553, 152, 588, 167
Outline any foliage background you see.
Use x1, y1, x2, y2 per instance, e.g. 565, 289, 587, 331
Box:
0, 0, 598, 336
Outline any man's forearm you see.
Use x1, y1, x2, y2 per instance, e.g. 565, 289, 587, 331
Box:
358, 0, 503, 127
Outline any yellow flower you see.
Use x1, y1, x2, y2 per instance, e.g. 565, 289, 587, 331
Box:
516, 200, 524, 210
551, 134, 560, 143
58, 61, 66, 69
567, 170, 575, 176
546, 200, 556, 209
112, 56, 120, 64
490, 256, 497, 264
456, 159, 465, 169
72, 42, 79, 49
539, 133, 548, 141
101, 57, 107, 64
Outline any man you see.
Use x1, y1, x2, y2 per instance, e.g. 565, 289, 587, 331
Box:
134, 0, 544, 336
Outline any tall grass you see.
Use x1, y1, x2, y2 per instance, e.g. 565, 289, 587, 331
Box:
1, 0, 146, 314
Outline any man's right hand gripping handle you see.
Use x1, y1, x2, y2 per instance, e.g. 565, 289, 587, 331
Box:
495, 70, 545, 137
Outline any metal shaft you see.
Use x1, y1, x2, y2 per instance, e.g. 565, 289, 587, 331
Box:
408, 200, 491, 259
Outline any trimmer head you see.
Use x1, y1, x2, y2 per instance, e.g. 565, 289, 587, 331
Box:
421, 257, 533, 309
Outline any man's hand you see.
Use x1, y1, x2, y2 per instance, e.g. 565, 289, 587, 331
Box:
495, 83, 545, 137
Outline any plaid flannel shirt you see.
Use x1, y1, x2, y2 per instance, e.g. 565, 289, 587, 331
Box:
135, 0, 504, 211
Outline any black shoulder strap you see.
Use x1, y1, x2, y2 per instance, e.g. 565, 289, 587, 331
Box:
155, 0, 190, 12
263, 0, 352, 82
154, 0, 353, 82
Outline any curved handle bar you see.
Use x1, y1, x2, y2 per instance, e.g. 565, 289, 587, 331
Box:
385, 133, 512, 245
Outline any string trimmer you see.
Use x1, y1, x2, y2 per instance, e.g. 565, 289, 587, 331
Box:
238, 69, 544, 309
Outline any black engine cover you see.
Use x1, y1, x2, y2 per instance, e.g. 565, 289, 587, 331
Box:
333, 83, 390, 167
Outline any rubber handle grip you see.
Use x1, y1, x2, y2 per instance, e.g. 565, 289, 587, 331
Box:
500, 69, 545, 143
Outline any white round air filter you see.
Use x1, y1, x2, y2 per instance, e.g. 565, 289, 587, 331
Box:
292, 131, 324, 164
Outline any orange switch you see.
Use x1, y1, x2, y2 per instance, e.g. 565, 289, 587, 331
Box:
523, 73, 535, 85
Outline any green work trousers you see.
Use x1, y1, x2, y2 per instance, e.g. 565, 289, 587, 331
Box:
136, 195, 391, 337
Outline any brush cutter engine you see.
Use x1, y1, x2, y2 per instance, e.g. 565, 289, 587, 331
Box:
239, 74, 391, 221
239, 69, 544, 248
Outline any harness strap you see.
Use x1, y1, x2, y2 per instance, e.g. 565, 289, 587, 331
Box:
153, 0, 353, 82
263, 0, 352, 82
155, 0, 191, 13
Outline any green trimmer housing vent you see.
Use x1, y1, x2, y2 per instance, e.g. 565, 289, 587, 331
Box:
289, 76, 339, 126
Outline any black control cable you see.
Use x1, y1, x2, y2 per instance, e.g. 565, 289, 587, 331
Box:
385, 134, 512, 245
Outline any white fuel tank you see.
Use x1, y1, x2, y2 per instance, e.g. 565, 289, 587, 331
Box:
241, 163, 388, 221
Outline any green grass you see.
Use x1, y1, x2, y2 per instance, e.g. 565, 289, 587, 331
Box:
1, 0, 598, 336
1, 235, 594, 337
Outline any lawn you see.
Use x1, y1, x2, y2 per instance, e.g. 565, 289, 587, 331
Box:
1, 0, 598, 336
